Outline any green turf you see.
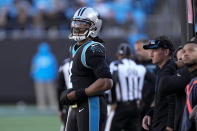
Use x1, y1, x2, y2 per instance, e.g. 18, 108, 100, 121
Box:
0, 115, 61, 131
0, 105, 61, 131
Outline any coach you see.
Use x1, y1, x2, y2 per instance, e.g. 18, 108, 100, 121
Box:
142, 36, 175, 131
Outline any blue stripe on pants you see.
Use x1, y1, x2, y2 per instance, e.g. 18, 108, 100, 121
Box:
89, 96, 99, 131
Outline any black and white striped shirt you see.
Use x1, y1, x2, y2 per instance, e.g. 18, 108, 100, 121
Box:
107, 58, 146, 103
58, 58, 73, 89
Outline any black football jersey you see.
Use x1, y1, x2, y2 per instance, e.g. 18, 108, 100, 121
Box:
70, 40, 112, 90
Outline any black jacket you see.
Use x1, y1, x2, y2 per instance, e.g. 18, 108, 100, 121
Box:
158, 62, 191, 131
141, 61, 156, 109
147, 59, 175, 131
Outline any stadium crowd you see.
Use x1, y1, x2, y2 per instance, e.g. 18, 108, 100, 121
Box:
0, 0, 157, 39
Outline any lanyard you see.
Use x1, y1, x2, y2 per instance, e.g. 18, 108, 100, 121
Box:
186, 80, 197, 114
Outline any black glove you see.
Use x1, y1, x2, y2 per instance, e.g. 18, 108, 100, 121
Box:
60, 89, 76, 105
75, 88, 87, 100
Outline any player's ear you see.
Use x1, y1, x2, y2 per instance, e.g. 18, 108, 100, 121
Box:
164, 49, 170, 56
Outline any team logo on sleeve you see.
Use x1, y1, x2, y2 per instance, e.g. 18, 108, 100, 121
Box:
90, 44, 104, 54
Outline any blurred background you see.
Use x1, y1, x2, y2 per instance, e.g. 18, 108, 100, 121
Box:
0, 0, 196, 130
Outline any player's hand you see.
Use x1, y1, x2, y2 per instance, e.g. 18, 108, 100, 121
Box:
67, 90, 77, 100
60, 89, 76, 105
165, 126, 173, 131
142, 115, 151, 130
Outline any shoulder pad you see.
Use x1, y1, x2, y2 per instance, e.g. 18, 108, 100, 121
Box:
81, 41, 105, 68
89, 43, 105, 54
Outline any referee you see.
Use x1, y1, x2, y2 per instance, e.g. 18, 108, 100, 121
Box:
57, 58, 72, 131
107, 43, 146, 131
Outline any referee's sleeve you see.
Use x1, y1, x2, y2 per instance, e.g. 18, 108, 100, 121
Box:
85, 44, 112, 79
57, 68, 66, 111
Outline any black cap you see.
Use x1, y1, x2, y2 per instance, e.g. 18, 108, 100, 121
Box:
117, 43, 132, 56
143, 36, 174, 52
173, 45, 183, 60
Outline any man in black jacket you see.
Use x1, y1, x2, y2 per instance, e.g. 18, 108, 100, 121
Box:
158, 46, 191, 131
142, 36, 175, 131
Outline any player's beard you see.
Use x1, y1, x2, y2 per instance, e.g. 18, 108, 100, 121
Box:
185, 59, 197, 67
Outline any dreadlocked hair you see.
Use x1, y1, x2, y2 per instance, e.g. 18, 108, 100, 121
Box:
91, 36, 105, 44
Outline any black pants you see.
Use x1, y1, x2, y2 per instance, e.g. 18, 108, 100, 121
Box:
110, 101, 140, 131
62, 106, 69, 125
65, 96, 107, 131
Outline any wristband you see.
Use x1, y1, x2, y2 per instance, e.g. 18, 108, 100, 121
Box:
75, 88, 87, 99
